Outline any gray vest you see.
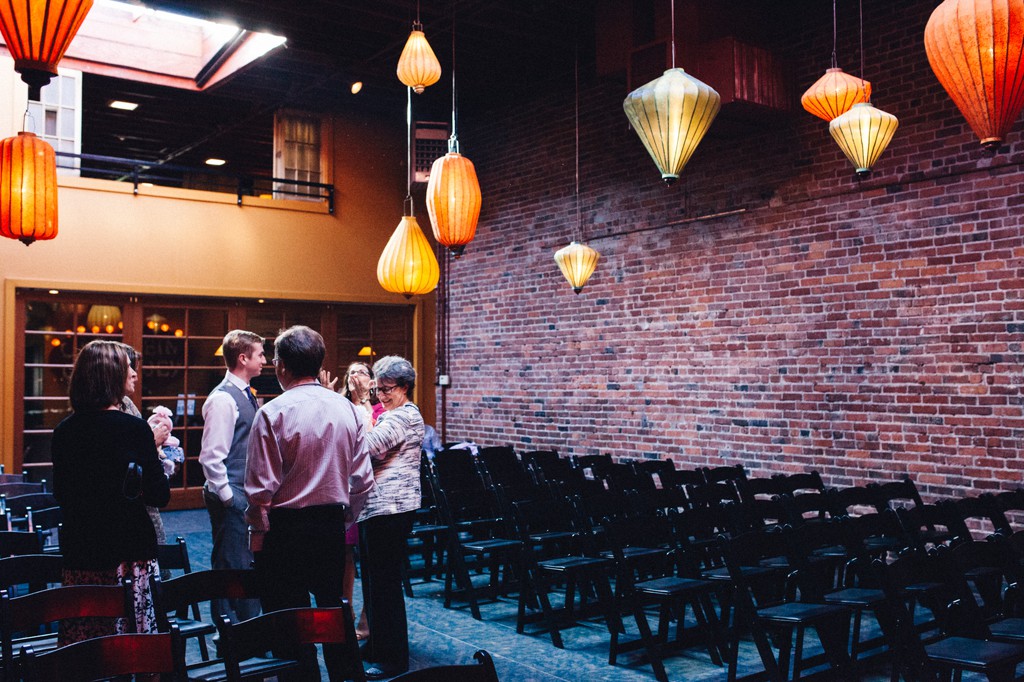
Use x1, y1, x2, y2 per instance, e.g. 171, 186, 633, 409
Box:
216, 379, 257, 488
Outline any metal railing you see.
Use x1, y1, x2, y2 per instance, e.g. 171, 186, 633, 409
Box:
55, 151, 335, 214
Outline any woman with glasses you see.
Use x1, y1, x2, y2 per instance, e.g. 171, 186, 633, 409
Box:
342, 361, 385, 428
357, 355, 424, 679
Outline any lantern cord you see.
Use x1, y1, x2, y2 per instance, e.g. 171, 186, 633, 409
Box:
831, 0, 838, 69
859, 0, 866, 100
405, 85, 414, 215
670, 0, 676, 70
574, 8, 581, 244
449, 0, 459, 153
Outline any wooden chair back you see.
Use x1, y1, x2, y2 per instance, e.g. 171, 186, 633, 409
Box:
20, 627, 186, 681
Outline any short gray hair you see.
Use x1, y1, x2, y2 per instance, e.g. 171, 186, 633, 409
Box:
373, 355, 416, 392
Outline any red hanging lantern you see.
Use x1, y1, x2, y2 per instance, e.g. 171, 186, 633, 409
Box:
0, 132, 58, 246
0, 0, 94, 95
924, 0, 1024, 150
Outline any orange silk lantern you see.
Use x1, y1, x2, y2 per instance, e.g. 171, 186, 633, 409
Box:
0, 132, 58, 245
0, 0, 94, 94
924, 0, 1024, 150
426, 151, 481, 258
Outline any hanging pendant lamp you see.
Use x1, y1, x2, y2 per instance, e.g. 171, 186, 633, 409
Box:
828, 0, 898, 178
622, 0, 719, 185
623, 68, 720, 186
0, 131, 57, 245
377, 214, 440, 298
924, 0, 1024, 151
554, 241, 600, 295
397, 21, 441, 94
801, 0, 871, 122
378, 85, 439, 298
426, 9, 481, 260
0, 0, 94, 96
802, 68, 871, 121
427, 147, 481, 259
829, 101, 899, 177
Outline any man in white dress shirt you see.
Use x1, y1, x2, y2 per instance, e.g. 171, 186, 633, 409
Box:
199, 329, 265, 624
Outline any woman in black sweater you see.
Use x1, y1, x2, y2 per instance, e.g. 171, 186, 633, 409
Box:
52, 339, 170, 643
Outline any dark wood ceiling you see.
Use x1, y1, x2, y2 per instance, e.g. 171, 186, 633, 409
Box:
80, 0, 583, 178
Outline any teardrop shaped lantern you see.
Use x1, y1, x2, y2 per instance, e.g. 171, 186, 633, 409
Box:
396, 23, 441, 94
377, 215, 440, 298
924, 0, 1024, 151
554, 241, 600, 294
829, 101, 899, 177
801, 68, 872, 121
0, 131, 58, 245
0, 0, 94, 94
426, 149, 481, 259
623, 68, 721, 185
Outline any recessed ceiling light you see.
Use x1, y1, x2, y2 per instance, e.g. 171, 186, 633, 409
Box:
205, 158, 226, 166
48, 289, 59, 295
108, 100, 139, 111
351, 81, 363, 94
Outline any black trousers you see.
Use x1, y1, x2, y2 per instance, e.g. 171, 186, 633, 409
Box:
254, 504, 349, 681
359, 511, 415, 672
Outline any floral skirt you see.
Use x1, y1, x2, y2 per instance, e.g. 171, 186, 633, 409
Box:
59, 559, 159, 645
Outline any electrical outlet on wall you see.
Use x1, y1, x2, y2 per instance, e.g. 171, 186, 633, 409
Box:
437, 374, 451, 386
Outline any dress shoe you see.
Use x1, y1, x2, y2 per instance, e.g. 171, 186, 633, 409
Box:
364, 665, 406, 680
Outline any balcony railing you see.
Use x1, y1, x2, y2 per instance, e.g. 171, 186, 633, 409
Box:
55, 151, 335, 214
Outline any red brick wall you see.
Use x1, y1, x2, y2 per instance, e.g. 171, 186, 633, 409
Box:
437, 0, 1024, 501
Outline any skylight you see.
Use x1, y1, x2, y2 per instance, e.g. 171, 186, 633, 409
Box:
25, 0, 286, 90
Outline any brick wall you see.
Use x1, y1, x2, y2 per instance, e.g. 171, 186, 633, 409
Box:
437, 0, 1024, 500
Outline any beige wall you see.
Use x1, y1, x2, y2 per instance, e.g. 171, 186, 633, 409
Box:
1, 110, 438, 467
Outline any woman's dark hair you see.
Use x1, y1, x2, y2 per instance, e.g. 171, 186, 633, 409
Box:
69, 340, 130, 412
343, 362, 375, 404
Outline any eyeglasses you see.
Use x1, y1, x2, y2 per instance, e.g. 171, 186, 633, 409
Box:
349, 368, 370, 377
374, 383, 399, 395
272, 357, 280, 366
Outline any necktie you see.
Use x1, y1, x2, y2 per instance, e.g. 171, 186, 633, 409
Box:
246, 386, 259, 410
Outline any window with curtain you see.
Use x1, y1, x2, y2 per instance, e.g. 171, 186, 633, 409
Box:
273, 111, 325, 201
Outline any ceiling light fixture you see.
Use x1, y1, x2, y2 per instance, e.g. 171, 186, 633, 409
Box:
828, 0, 898, 177
801, 0, 871, 121
925, 0, 1024, 151
0, 128, 58, 246
554, 2, 599, 294
396, 0, 441, 94
108, 100, 139, 111
0, 0, 94, 98
204, 158, 226, 166
622, 0, 720, 185
350, 81, 363, 94
426, 0, 481, 259
377, 87, 439, 298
